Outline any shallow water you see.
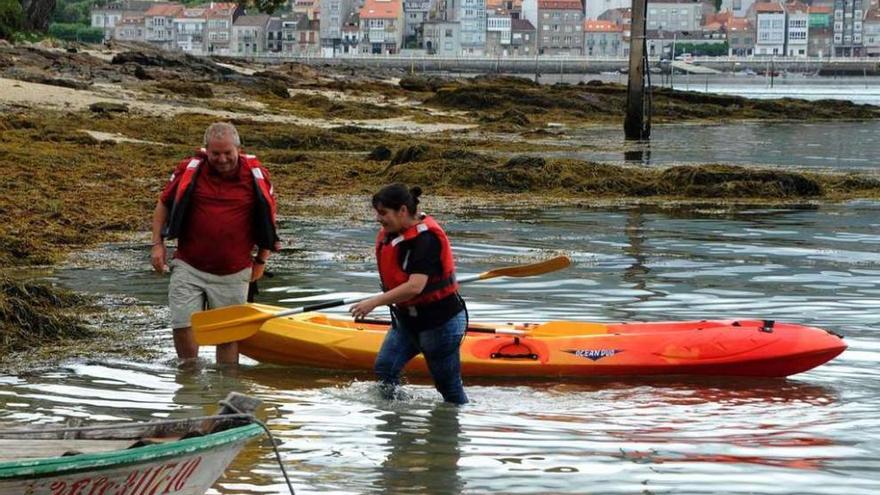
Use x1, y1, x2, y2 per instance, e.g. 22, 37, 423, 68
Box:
3, 199, 875, 493
538, 120, 880, 171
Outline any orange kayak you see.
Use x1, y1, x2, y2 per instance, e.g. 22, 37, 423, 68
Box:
238, 305, 846, 377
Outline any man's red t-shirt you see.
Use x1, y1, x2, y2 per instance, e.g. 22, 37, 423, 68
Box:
160, 157, 262, 275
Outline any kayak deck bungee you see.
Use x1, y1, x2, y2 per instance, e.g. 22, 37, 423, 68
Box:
236, 304, 846, 377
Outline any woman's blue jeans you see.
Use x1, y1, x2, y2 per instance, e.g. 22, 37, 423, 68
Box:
374, 310, 468, 404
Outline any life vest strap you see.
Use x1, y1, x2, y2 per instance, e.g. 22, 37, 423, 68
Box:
422, 273, 456, 294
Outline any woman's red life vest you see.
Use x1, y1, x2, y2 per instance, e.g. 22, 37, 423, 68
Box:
162, 151, 279, 251
375, 215, 459, 308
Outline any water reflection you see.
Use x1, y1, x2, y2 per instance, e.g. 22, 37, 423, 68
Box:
623, 145, 651, 165
622, 207, 654, 301
536, 121, 880, 171
376, 405, 464, 494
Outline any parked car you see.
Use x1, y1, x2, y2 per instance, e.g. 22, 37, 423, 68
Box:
674, 53, 693, 62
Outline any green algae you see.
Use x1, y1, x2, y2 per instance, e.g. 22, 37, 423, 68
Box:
0, 277, 94, 353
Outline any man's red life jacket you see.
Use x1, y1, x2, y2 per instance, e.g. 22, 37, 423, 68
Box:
162, 151, 279, 251
375, 215, 458, 307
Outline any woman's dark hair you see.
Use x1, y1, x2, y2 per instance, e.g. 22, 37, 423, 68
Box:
372, 183, 422, 215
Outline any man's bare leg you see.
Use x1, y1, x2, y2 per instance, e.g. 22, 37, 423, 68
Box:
173, 327, 199, 359
216, 342, 239, 365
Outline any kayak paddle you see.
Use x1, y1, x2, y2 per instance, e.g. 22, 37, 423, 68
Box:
193, 255, 571, 345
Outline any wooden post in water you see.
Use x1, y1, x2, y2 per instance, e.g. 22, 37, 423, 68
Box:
624, 0, 650, 140
770, 56, 775, 88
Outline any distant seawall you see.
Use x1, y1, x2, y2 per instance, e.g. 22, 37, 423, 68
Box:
241, 54, 880, 76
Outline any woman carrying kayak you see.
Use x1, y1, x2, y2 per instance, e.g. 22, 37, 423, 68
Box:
349, 184, 468, 404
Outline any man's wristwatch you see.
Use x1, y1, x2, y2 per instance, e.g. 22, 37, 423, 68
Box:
253, 256, 267, 265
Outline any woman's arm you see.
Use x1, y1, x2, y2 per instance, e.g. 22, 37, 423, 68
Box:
349, 274, 428, 319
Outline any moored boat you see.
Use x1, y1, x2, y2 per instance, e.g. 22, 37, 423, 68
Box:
237, 305, 846, 377
0, 393, 264, 495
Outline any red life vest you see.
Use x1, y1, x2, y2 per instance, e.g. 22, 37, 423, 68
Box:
375, 215, 459, 308
162, 150, 279, 251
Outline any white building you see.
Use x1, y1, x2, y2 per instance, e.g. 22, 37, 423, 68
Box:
113, 15, 146, 42
423, 19, 461, 55
459, 0, 487, 54
865, 6, 880, 56
487, 15, 511, 41
173, 7, 207, 54
785, 2, 809, 56
145, 3, 183, 50
360, 0, 405, 54
754, 1, 786, 55
232, 14, 270, 56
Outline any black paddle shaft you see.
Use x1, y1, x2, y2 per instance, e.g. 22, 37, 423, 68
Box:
352, 317, 504, 335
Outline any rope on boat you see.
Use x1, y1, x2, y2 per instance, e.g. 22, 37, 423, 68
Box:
219, 399, 296, 495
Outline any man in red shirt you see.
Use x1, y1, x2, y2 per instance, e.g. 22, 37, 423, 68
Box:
150, 122, 279, 364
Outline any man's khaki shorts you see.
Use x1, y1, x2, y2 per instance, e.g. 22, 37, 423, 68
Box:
168, 259, 252, 329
